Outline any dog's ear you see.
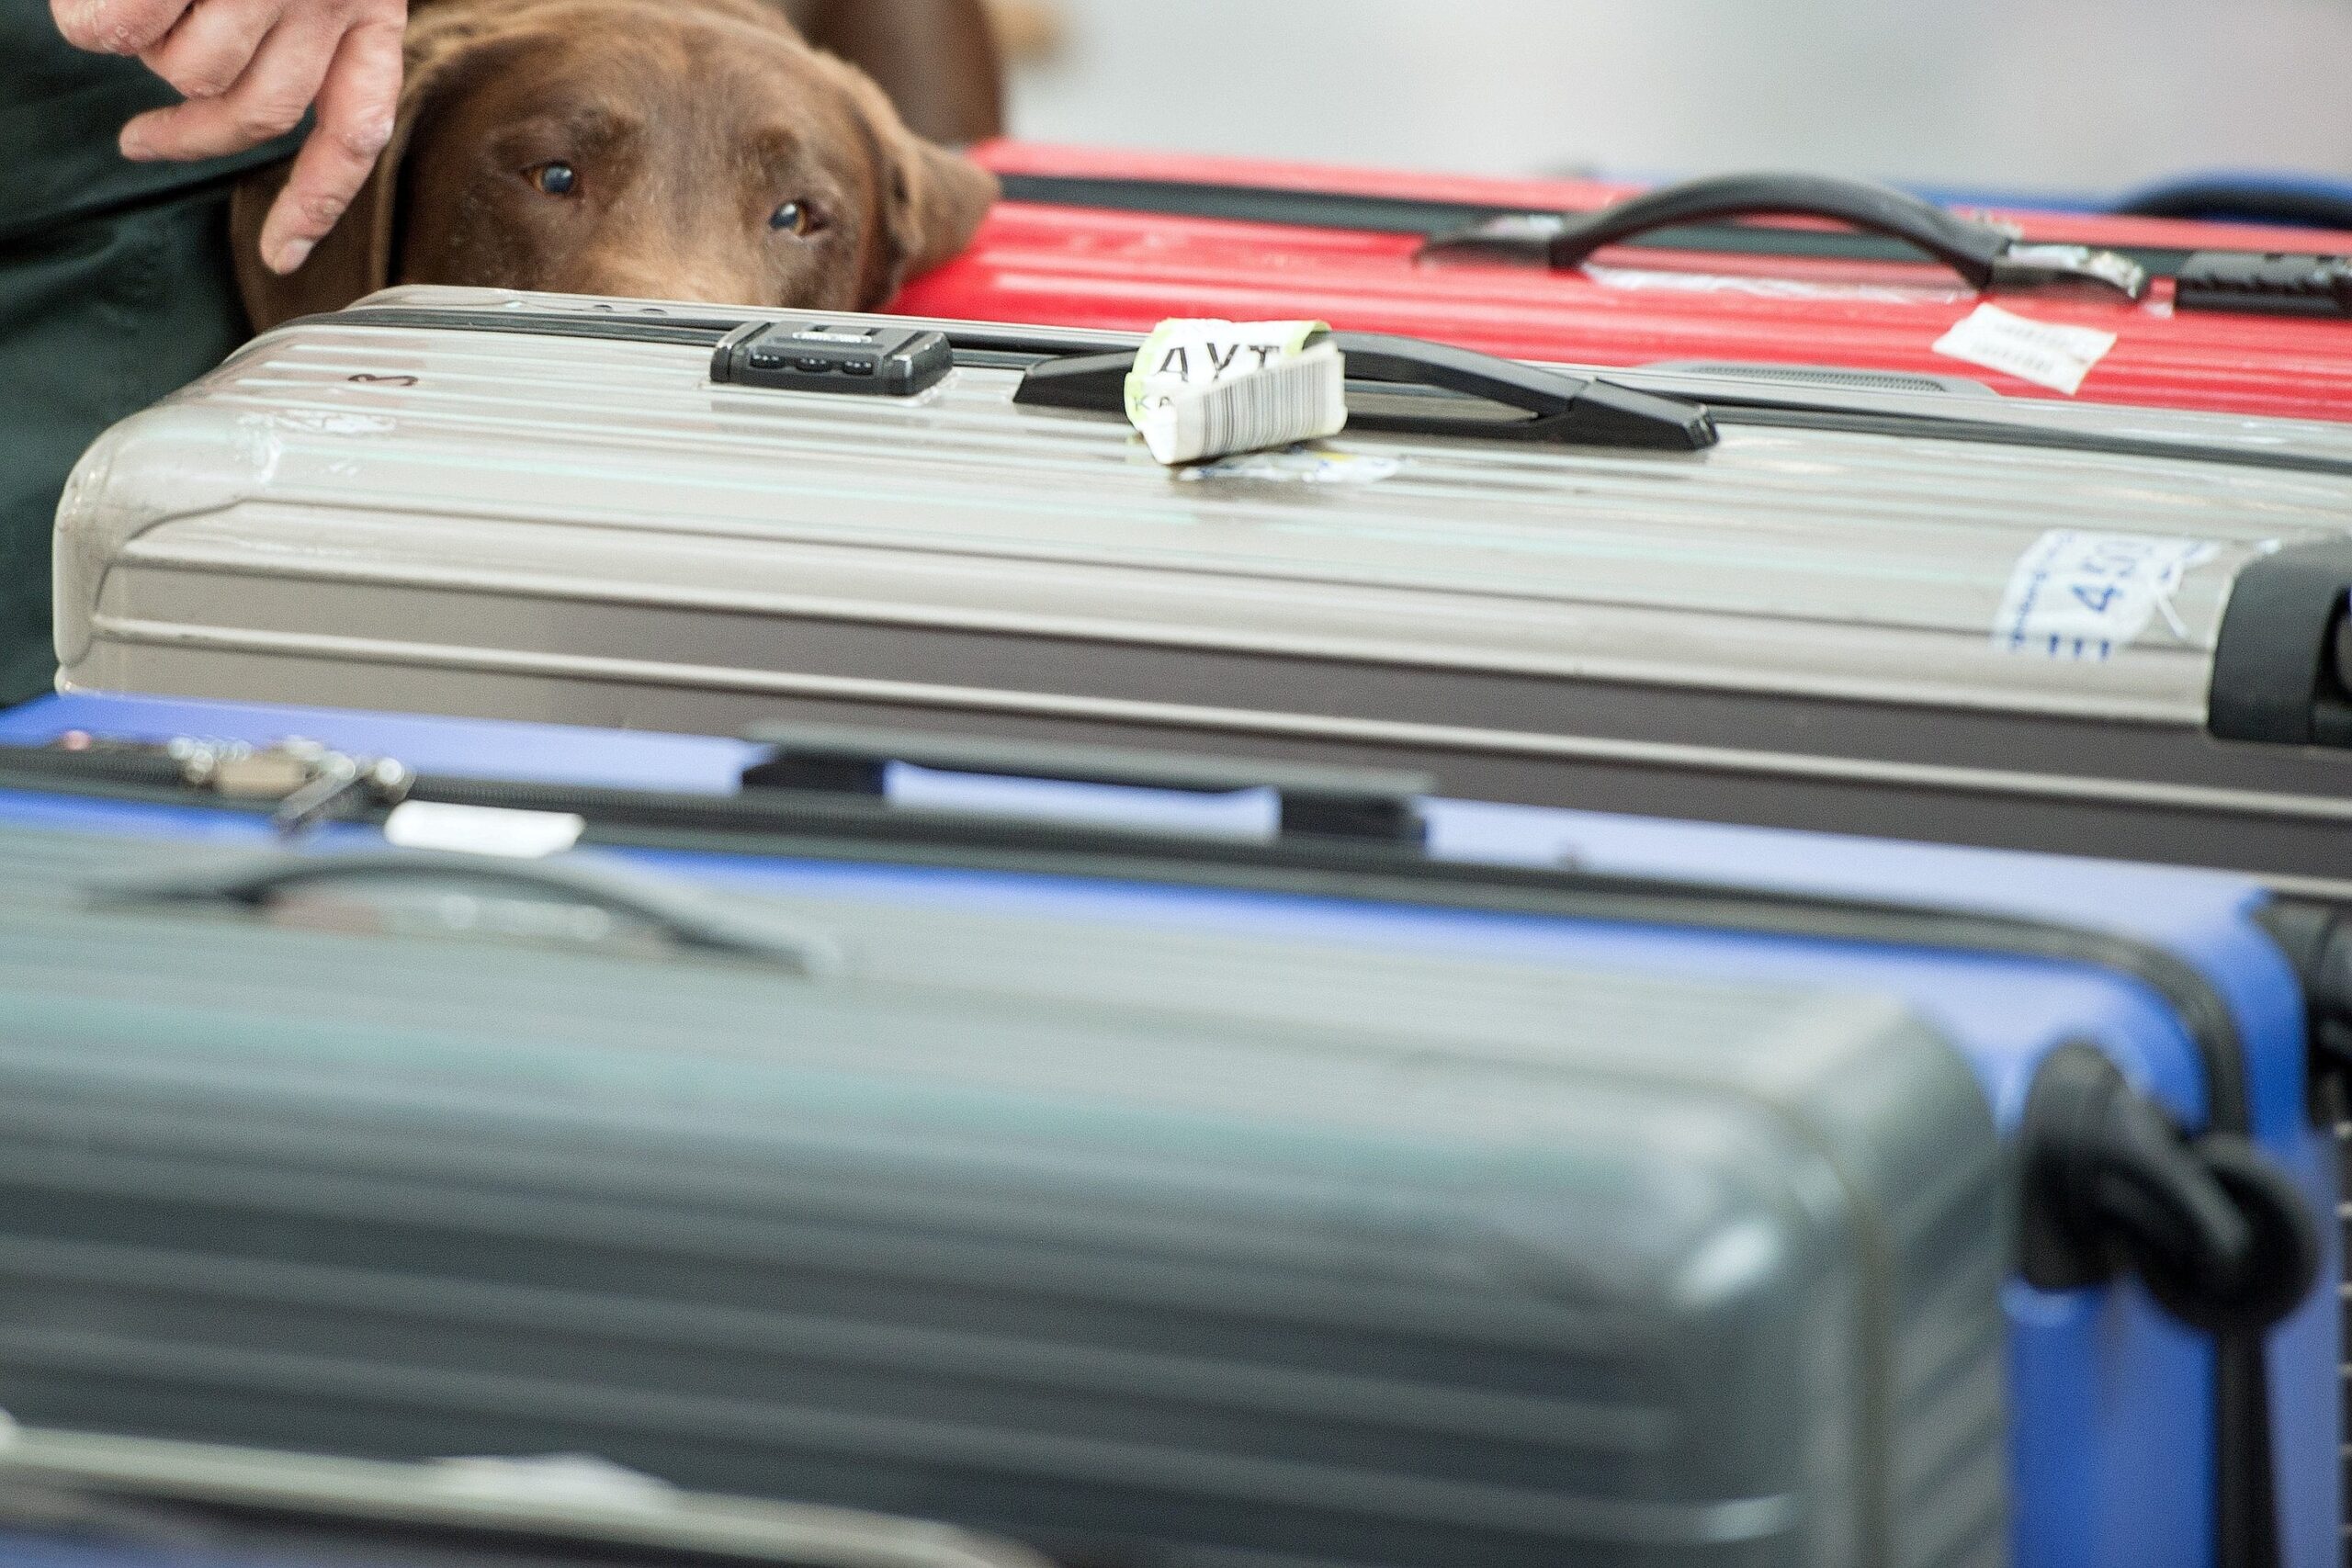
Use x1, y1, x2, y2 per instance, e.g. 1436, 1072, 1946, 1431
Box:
832, 64, 1000, 310
230, 6, 516, 332
871, 131, 1000, 307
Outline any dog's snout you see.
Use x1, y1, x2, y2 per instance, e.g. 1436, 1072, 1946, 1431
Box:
558, 255, 771, 310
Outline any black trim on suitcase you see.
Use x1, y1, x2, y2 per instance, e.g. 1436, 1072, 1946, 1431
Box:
283, 305, 2352, 484
2210, 540, 2352, 747
738, 722, 1433, 845
2176, 252, 2352, 319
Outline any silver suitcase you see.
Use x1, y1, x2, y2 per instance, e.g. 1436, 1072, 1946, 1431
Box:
54, 285, 2352, 893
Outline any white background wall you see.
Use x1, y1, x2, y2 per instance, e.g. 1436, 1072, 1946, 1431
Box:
1006, 1, 2352, 195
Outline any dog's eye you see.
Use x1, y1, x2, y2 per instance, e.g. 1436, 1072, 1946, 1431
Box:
531, 163, 579, 197
769, 200, 820, 236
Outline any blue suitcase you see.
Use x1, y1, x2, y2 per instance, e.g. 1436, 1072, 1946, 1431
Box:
1799, 170, 2352, 229
0, 692, 2335, 1568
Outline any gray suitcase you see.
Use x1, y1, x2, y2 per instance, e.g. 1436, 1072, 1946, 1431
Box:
55, 285, 2352, 893
0, 818, 2004, 1568
0, 1426, 1051, 1568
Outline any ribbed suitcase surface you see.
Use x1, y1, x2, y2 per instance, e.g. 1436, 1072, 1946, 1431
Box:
0, 821, 2005, 1568
0, 694, 2336, 1568
54, 288, 2352, 888
895, 143, 2352, 424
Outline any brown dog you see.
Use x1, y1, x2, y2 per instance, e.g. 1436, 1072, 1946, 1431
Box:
231, 0, 1001, 331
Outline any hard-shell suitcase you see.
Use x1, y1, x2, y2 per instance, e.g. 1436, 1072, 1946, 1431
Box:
0, 736, 2007, 1568
0, 692, 2335, 1568
56, 288, 2352, 894
0, 1427, 1052, 1568
891, 143, 2352, 423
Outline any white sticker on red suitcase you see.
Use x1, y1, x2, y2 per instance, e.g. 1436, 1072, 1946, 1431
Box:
382, 801, 586, 859
1931, 304, 2118, 395
1994, 530, 2219, 660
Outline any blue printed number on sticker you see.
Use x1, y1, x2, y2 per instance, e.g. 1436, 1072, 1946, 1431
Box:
1994, 530, 2220, 661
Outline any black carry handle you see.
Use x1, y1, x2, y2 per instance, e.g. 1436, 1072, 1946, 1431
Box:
2017, 1043, 2317, 1334
742, 724, 1430, 847
92, 850, 845, 976
1420, 171, 2148, 298
1014, 333, 1719, 451
2015, 1044, 2317, 1568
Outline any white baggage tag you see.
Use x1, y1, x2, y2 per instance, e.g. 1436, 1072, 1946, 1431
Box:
1993, 529, 2220, 660
1931, 303, 2118, 395
382, 801, 586, 859
1125, 319, 1347, 466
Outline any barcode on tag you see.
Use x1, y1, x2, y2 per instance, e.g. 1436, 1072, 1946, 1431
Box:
1932, 303, 2118, 395
1126, 319, 1348, 466
1993, 529, 2219, 660
1168, 353, 1347, 467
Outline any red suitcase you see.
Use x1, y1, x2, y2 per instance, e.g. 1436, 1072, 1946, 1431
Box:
895, 142, 2352, 422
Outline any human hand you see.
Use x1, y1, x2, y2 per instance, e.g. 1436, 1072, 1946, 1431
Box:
51, 0, 406, 276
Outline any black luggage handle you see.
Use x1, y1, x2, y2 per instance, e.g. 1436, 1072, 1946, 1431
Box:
1419, 171, 2150, 299
2016, 1043, 2316, 1568
92, 850, 846, 976
1014, 332, 1720, 450
2017, 1043, 2315, 1334
743, 724, 1430, 847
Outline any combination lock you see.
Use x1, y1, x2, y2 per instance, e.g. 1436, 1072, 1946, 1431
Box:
710, 320, 955, 396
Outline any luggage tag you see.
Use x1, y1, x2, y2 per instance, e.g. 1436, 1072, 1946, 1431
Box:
1125, 319, 1347, 465
1933, 303, 2119, 395
1994, 528, 2221, 660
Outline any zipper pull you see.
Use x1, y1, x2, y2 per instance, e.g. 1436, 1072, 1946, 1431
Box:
271, 752, 413, 837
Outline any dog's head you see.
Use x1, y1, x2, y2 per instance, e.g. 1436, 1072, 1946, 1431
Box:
232, 0, 1000, 329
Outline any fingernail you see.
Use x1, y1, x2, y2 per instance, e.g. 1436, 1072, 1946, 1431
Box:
74, 1, 124, 51
273, 239, 314, 275
119, 127, 151, 161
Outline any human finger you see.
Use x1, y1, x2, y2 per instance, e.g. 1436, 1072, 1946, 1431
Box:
50, 0, 191, 56
256, 13, 403, 273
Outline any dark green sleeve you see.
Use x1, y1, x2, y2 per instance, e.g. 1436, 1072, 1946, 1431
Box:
1, 0, 306, 243
0, 0, 303, 704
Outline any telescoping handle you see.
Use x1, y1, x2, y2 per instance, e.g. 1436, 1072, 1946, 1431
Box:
742, 724, 1431, 847
1419, 171, 2149, 299
1014, 332, 1719, 451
